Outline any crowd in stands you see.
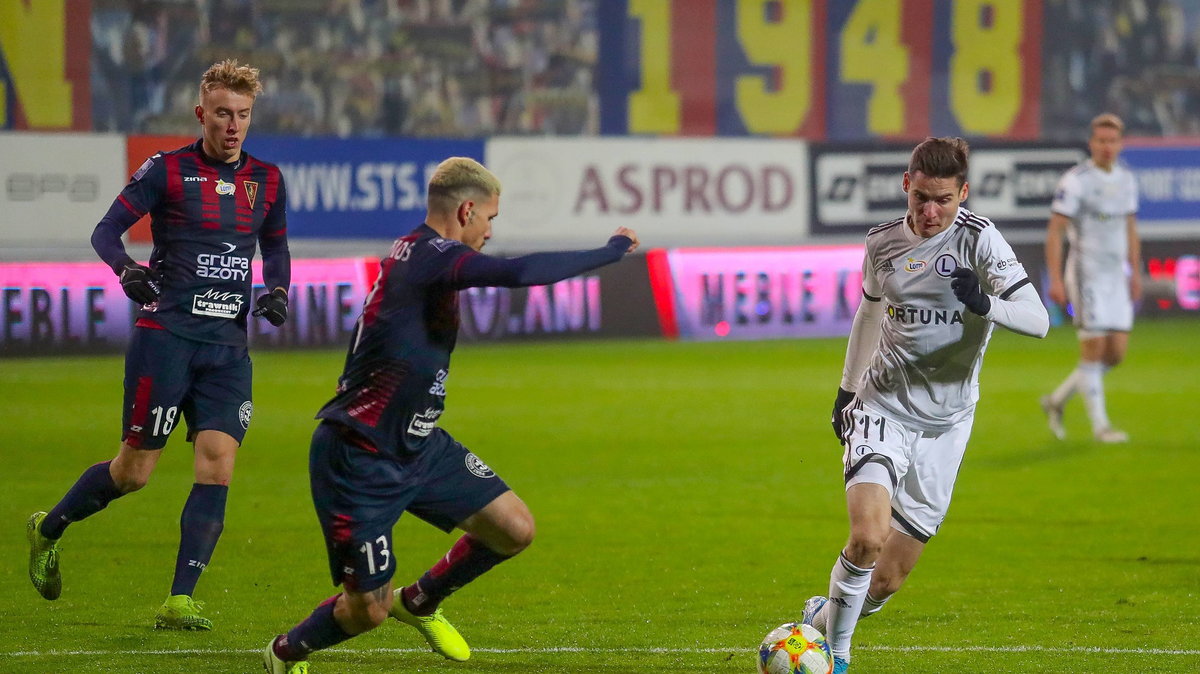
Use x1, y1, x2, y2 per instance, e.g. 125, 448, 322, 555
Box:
91, 0, 598, 137
1042, 0, 1200, 138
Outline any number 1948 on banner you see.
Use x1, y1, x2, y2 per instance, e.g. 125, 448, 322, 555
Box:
598, 0, 1042, 140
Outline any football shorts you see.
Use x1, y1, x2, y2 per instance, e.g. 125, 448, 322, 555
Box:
841, 398, 974, 542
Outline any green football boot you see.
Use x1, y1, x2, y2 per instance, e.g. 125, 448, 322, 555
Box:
154, 594, 213, 631
262, 636, 309, 674
390, 590, 470, 662
27, 511, 62, 600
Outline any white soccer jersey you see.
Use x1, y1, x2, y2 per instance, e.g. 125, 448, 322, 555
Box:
1051, 160, 1138, 274
857, 207, 1030, 431
1051, 160, 1138, 332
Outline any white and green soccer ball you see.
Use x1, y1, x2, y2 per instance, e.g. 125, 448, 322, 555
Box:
757, 622, 833, 674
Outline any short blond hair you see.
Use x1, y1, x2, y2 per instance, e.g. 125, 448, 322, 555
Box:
199, 59, 263, 100
1090, 112, 1124, 136
427, 157, 502, 214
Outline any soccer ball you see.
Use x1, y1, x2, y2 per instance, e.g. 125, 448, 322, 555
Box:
757, 622, 833, 674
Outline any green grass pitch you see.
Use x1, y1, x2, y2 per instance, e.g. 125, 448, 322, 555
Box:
2, 319, 1198, 673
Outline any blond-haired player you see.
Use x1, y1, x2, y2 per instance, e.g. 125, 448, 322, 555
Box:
1041, 113, 1141, 443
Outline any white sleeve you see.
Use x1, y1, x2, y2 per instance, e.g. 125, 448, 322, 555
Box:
975, 226, 1030, 301
1050, 171, 1081, 218
984, 282, 1048, 338
841, 250, 884, 391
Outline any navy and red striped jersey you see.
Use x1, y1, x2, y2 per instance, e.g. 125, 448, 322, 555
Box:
93, 139, 290, 346
316, 224, 631, 459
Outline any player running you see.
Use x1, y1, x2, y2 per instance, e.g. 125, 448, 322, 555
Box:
801, 138, 1049, 673
263, 157, 638, 673
1040, 113, 1141, 443
26, 59, 290, 630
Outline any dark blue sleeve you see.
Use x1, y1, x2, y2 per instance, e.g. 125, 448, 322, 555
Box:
91, 154, 167, 274
448, 236, 632, 289
258, 176, 291, 292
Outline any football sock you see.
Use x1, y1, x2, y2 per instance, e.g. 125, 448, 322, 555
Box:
826, 551, 874, 661
170, 483, 228, 596
401, 534, 511, 616
859, 592, 890, 619
274, 594, 353, 661
41, 461, 124, 540
1048, 367, 1081, 407
1078, 361, 1110, 431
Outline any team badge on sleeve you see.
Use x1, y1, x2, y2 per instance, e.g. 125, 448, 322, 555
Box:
132, 154, 159, 181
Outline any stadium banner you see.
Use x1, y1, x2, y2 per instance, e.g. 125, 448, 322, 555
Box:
1010, 240, 1200, 321
1120, 143, 1200, 230
1, 254, 660, 354
457, 254, 661, 343
1, 258, 374, 356
0, 0, 91, 130
597, 0, 1041, 140
240, 136, 485, 239
808, 142, 1085, 236
647, 245, 866, 341
0, 132, 126, 244
485, 137, 810, 251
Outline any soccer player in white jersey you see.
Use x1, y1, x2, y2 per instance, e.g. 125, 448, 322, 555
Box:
1040, 113, 1142, 443
800, 137, 1049, 673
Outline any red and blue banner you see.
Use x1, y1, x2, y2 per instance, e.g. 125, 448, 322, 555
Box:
598, 0, 1042, 140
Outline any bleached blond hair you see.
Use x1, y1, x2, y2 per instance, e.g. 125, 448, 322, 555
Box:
199, 59, 263, 100
427, 157, 502, 214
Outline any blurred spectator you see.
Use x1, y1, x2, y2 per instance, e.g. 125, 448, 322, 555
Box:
1043, 0, 1200, 138
91, 0, 599, 138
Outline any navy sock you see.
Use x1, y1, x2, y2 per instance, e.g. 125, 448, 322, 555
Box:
169, 483, 228, 597
402, 535, 511, 616
275, 594, 353, 661
42, 461, 124, 540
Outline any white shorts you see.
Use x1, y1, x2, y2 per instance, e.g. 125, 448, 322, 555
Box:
841, 400, 974, 542
1065, 263, 1132, 335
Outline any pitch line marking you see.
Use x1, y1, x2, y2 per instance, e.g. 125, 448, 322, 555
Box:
1, 645, 1199, 657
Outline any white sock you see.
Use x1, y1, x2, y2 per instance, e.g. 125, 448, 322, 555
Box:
826, 551, 873, 661
1078, 361, 1110, 431
818, 591, 888, 632
860, 593, 890, 619
1049, 368, 1081, 407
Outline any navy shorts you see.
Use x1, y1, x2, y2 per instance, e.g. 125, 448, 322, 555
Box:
309, 421, 511, 592
122, 326, 253, 450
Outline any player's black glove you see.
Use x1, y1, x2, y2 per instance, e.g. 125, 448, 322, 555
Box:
950, 266, 991, 316
252, 288, 289, 326
119, 263, 162, 305
831, 387, 855, 442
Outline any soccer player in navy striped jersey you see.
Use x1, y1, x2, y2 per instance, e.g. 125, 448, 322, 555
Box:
263, 157, 638, 673
26, 60, 290, 631
800, 138, 1049, 673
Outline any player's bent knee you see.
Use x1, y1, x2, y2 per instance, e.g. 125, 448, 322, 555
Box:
504, 514, 536, 555
845, 535, 886, 567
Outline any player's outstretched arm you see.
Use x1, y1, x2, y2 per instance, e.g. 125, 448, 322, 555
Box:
451, 228, 638, 290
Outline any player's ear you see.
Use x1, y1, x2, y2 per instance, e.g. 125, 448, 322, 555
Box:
959, 181, 969, 202
456, 200, 474, 227
195, 104, 204, 124
902, 172, 911, 193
